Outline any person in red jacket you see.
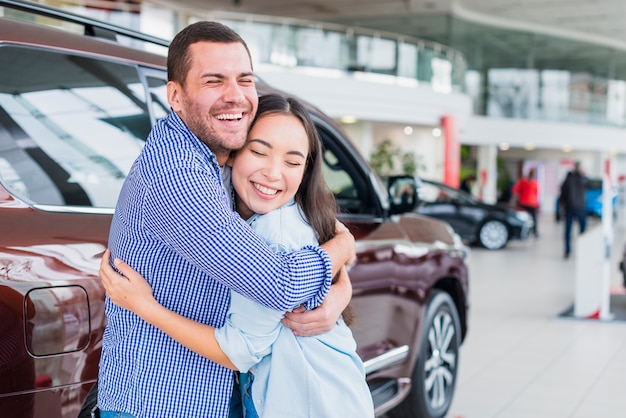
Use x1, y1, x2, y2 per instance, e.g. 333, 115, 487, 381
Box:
512, 168, 539, 237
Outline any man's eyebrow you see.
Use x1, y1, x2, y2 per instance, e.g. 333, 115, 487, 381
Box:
248, 138, 306, 159
200, 71, 254, 78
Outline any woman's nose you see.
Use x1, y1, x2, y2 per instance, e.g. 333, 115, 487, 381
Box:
262, 160, 281, 180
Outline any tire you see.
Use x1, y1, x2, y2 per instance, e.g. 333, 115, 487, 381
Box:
388, 290, 461, 418
478, 219, 508, 250
77, 381, 99, 418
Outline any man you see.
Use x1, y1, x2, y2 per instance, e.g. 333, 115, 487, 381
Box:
559, 161, 589, 259
98, 21, 354, 418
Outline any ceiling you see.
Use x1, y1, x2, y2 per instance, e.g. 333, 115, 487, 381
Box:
150, 0, 626, 44
148, 0, 626, 79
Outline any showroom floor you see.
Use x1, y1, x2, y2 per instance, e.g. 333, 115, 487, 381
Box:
446, 214, 626, 418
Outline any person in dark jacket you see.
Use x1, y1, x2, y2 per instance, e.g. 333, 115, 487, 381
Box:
460, 175, 476, 195
559, 162, 589, 258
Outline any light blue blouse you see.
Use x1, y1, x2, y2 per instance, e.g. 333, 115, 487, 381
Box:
214, 200, 375, 418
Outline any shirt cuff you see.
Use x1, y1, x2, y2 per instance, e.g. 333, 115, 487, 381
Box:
301, 245, 333, 310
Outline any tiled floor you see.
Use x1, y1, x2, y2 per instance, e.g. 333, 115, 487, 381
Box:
446, 214, 626, 418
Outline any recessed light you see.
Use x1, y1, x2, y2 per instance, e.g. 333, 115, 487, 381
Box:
340, 115, 358, 124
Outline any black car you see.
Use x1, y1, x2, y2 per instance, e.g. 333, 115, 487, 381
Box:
415, 178, 533, 250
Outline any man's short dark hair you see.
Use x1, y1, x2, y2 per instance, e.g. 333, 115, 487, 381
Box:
167, 21, 252, 85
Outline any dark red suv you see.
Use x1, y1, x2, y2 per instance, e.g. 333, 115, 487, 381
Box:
0, 2, 469, 417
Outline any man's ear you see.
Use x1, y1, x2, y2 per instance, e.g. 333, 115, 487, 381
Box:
167, 81, 182, 113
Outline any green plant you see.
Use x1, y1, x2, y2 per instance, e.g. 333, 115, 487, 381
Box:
370, 139, 399, 176
370, 139, 419, 177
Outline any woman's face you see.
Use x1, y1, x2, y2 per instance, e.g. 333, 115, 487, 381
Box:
230, 113, 309, 220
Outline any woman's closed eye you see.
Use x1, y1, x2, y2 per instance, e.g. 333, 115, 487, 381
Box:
250, 148, 267, 157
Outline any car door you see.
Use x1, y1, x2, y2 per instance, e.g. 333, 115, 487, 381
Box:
0, 44, 167, 417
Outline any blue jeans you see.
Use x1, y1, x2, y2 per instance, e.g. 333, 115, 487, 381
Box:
99, 412, 136, 418
564, 208, 587, 256
229, 372, 259, 418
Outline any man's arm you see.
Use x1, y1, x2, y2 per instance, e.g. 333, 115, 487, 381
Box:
282, 265, 352, 337
282, 221, 355, 336
320, 220, 356, 277
141, 166, 338, 311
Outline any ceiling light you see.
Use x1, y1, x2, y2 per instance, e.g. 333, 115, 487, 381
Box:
340, 115, 358, 124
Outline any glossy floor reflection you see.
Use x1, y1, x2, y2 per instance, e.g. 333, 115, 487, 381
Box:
446, 214, 626, 418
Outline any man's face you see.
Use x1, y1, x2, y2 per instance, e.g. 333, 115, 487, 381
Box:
168, 41, 258, 164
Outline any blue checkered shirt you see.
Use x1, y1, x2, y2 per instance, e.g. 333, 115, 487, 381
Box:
98, 112, 332, 418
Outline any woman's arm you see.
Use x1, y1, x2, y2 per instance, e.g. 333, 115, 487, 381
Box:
100, 249, 236, 370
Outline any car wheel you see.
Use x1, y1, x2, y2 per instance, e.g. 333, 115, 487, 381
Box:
478, 219, 508, 250
388, 290, 461, 418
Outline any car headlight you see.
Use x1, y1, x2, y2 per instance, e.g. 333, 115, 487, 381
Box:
514, 210, 531, 222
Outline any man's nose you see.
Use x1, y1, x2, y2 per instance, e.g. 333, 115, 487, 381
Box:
223, 81, 246, 102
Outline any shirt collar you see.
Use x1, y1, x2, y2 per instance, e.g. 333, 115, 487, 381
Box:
167, 110, 222, 179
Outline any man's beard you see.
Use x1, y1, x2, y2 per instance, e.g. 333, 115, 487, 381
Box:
181, 96, 247, 154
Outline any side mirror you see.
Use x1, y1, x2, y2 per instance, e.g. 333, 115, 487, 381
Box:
387, 175, 419, 215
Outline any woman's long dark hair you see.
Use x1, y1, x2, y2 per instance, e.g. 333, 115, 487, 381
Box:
250, 94, 337, 244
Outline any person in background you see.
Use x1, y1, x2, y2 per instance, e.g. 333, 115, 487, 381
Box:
100, 94, 374, 418
97, 21, 354, 418
512, 167, 540, 237
559, 161, 589, 259
460, 174, 476, 195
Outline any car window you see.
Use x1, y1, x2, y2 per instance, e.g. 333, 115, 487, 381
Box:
317, 124, 379, 215
418, 182, 446, 203
0, 45, 152, 209
146, 74, 169, 122
419, 181, 476, 205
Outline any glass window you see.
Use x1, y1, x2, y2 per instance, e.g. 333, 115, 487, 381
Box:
0, 46, 151, 209
357, 36, 396, 74
398, 42, 418, 79
487, 68, 539, 119
540, 70, 570, 121
146, 75, 169, 121
317, 124, 379, 215
296, 27, 343, 69
322, 146, 360, 210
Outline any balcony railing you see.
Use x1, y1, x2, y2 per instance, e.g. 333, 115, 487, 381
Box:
192, 12, 467, 94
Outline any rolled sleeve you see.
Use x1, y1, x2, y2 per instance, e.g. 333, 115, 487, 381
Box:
299, 245, 332, 310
